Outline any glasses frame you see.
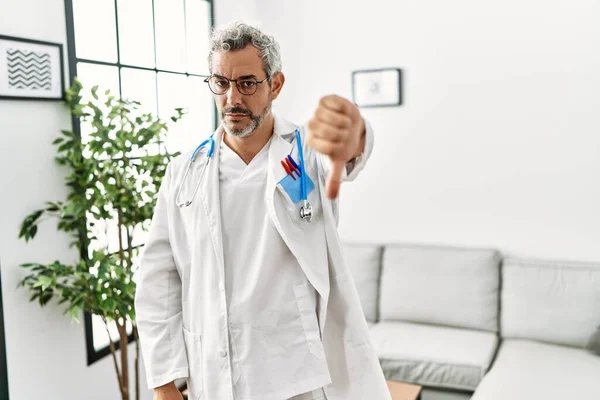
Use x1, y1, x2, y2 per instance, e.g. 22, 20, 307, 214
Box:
203, 74, 270, 95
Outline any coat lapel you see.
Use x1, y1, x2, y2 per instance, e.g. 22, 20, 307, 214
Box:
265, 116, 331, 309
198, 128, 226, 278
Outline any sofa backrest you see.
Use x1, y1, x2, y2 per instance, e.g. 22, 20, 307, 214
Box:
341, 243, 383, 323
379, 243, 501, 332
501, 258, 600, 348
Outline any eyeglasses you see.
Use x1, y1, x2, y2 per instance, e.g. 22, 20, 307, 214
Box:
204, 75, 269, 95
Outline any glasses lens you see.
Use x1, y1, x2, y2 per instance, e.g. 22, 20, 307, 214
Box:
208, 76, 230, 94
237, 79, 258, 95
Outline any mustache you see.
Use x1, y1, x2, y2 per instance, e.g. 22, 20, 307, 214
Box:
223, 106, 252, 115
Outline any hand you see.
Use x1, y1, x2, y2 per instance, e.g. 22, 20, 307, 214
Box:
153, 382, 183, 400
306, 95, 365, 199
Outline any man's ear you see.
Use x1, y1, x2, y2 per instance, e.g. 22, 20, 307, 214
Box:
270, 72, 285, 100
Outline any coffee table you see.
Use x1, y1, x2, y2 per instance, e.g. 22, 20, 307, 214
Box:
386, 379, 423, 400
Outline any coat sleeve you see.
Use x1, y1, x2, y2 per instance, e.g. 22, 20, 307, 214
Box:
314, 117, 375, 182
134, 162, 189, 389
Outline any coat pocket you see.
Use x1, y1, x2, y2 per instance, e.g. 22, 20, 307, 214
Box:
182, 326, 204, 400
293, 283, 326, 360
276, 174, 322, 228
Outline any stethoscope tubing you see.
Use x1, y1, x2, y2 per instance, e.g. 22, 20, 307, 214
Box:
175, 129, 312, 222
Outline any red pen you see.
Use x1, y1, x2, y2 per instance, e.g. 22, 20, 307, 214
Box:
281, 160, 296, 180
285, 157, 301, 178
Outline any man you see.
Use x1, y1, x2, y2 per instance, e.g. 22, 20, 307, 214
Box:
135, 21, 390, 400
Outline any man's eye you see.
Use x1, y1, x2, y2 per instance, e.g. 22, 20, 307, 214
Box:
240, 81, 256, 88
215, 80, 229, 87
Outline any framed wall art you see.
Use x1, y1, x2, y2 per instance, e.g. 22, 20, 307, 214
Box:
0, 35, 65, 101
352, 67, 403, 108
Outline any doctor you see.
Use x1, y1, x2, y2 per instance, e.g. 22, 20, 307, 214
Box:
135, 21, 390, 400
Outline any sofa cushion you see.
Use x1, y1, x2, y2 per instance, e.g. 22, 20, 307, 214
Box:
379, 244, 501, 332
342, 243, 382, 323
471, 339, 600, 400
587, 326, 600, 355
501, 258, 600, 348
370, 321, 499, 391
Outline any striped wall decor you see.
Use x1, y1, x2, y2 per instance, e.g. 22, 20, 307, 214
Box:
6, 49, 52, 91
0, 35, 64, 101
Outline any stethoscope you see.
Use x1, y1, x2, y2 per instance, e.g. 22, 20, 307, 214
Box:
175, 129, 313, 223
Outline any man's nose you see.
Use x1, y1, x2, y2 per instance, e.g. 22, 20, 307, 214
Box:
226, 83, 243, 106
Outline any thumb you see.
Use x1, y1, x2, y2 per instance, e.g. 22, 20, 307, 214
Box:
326, 160, 345, 199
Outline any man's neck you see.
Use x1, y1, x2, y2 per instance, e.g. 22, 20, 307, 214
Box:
223, 113, 275, 165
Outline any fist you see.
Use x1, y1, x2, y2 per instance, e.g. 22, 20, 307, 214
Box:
153, 382, 183, 400
306, 95, 365, 199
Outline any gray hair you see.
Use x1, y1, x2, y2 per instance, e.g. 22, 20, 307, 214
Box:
208, 21, 282, 79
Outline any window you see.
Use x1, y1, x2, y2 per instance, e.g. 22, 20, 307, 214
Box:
64, 0, 215, 365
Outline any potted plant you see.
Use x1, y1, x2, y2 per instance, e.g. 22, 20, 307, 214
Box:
17, 78, 184, 400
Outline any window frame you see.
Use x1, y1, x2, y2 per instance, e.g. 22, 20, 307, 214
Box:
63, 0, 215, 365
0, 268, 9, 400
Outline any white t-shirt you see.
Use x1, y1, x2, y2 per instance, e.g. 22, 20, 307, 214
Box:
218, 136, 326, 400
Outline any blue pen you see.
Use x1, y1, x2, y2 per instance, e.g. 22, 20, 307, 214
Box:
287, 154, 302, 177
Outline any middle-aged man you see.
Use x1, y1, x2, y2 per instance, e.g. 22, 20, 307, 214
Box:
135, 21, 390, 400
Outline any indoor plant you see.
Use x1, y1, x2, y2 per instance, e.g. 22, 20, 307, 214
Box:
17, 77, 184, 400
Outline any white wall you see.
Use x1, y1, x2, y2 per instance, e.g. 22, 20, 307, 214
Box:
217, 0, 600, 262
0, 0, 152, 399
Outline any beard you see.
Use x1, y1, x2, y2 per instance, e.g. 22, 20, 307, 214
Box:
221, 103, 271, 138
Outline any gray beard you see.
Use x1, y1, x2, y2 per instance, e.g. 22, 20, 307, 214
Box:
222, 104, 271, 138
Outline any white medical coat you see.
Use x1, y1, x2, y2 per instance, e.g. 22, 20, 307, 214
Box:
135, 115, 391, 400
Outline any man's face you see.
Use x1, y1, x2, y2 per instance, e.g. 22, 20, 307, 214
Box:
211, 45, 281, 137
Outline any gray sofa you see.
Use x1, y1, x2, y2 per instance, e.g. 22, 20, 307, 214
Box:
342, 242, 600, 400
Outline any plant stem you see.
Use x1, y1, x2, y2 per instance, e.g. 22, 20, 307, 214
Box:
117, 318, 130, 400
133, 324, 140, 400
126, 226, 133, 270
117, 208, 125, 269
102, 316, 125, 400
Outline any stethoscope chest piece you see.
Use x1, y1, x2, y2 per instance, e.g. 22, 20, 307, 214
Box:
300, 200, 312, 223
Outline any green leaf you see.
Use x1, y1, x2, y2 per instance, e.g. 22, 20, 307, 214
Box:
39, 290, 54, 306
69, 306, 81, 323
33, 275, 54, 291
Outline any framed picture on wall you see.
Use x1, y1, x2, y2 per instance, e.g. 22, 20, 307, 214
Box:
0, 35, 65, 101
352, 68, 402, 108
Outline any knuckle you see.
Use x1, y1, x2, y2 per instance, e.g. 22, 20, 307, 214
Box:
342, 115, 353, 128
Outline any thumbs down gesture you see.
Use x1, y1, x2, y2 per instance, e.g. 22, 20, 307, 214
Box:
306, 95, 366, 199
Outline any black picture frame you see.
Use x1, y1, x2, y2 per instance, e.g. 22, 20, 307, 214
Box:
351, 67, 403, 108
0, 35, 65, 101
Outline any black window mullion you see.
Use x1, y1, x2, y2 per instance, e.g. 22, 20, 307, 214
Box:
207, 0, 217, 130
151, 0, 162, 153
113, 0, 123, 98
182, 0, 188, 72
76, 58, 207, 78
